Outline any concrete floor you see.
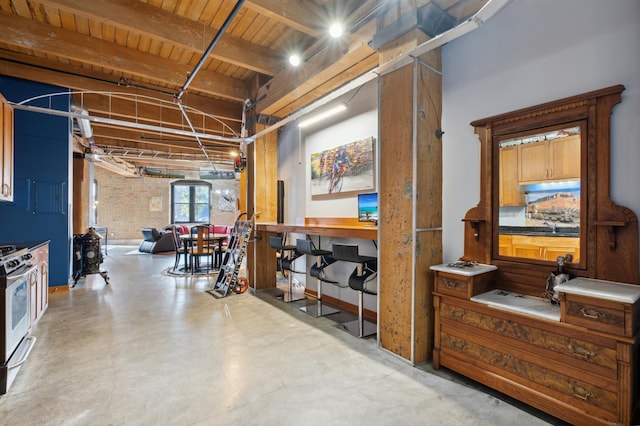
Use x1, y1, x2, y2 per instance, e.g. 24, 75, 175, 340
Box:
0, 246, 565, 425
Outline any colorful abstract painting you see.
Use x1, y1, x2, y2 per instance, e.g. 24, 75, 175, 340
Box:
310, 137, 375, 196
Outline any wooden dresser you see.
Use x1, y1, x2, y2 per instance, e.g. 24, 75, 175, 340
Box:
432, 264, 639, 426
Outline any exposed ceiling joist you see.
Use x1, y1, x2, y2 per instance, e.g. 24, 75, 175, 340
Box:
245, 0, 327, 38
0, 11, 249, 101
38, 0, 282, 76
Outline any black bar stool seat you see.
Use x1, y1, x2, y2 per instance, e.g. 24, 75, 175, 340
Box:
296, 239, 340, 317
332, 243, 377, 338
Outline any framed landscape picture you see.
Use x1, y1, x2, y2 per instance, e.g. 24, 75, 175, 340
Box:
310, 137, 375, 197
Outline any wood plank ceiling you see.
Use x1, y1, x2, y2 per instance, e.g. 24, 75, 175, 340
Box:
0, 0, 487, 175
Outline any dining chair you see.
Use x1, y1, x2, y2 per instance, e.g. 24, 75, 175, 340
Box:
168, 225, 188, 272
189, 225, 215, 273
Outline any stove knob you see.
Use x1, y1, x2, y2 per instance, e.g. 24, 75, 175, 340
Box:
22, 253, 33, 261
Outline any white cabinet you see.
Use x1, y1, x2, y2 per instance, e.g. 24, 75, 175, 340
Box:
30, 243, 49, 326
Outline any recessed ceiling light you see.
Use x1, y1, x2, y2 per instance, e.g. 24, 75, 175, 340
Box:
329, 23, 343, 38
289, 54, 301, 66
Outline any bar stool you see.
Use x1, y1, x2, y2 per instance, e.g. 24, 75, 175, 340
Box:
296, 239, 340, 317
332, 243, 377, 338
268, 234, 305, 302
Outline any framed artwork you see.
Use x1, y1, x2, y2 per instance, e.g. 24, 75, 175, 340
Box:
310, 137, 375, 197
217, 189, 237, 212
149, 196, 163, 212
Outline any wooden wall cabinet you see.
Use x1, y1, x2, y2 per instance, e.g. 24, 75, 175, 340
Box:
29, 242, 49, 326
499, 234, 580, 261
499, 145, 524, 206
0, 93, 14, 202
518, 135, 580, 184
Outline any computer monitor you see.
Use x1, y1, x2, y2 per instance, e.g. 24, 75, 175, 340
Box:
357, 192, 378, 225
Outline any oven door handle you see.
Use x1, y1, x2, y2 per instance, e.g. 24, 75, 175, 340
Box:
6, 264, 37, 282
7, 336, 37, 368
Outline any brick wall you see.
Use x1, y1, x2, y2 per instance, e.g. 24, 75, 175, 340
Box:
95, 167, 240, 241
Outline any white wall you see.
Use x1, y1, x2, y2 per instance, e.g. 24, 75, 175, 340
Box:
277, 80, 379, 309
441, 0, 640, 263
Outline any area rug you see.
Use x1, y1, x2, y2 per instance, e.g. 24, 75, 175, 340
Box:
160, 266, 218, 277
124, 250, 173, 256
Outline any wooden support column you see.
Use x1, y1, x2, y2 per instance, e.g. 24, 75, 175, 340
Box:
378, 29, 443, 364
247, 124, 279, 290
72, 152, 91, 234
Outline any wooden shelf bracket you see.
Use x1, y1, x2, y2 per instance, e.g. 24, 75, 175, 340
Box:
462, 218, 484, 240
594, 221, 627, 249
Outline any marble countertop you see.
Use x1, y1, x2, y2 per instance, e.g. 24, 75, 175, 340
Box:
471, 289, 560, 321
555, 277, 640, 303
430, 263, 497, 277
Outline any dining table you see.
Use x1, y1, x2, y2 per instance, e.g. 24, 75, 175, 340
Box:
178, 233, 228, 273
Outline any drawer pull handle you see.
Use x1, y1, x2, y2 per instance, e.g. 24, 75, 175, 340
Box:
449, 339, 466, 351
568, 344, 595, 360
450, 310, 464, 320
445, 280, 458, 289
580, 308, 605, 319
569, 384, 594, 401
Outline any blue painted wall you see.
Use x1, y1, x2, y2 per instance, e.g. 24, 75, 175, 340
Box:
0, 76, 71, 286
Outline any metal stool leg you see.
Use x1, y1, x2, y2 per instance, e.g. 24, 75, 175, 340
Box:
340, 290, 376, 338
282, 256, 305, 302
300, 255, 339, 317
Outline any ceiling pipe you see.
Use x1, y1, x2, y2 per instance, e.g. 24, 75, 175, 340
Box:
252, 0, 513, 140
174, 0, 246, 102
172, 0, 246, 170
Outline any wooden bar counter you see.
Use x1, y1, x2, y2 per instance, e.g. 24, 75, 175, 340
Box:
253, 218, 377, 290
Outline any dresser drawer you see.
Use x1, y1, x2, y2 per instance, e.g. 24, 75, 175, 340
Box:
434, 270, 495, 299
562, 293, 638, 337
440, 326, 618, 422
435, 274, 469, 298
440, 300, 617, 374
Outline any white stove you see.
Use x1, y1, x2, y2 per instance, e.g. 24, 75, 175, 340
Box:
0, 243, 37, 394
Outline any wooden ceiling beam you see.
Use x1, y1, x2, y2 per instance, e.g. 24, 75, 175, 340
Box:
271, 52, 379, 117
246, 0, 327, 38
255, 20, 378, 116
38, 0, 281, 76
0, 55, 243, 121
0, 11, 248, 101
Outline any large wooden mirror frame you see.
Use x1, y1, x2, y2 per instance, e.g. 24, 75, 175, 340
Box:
463, 85, 639, 291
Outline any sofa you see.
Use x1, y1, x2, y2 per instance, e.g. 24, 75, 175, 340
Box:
138, 227, 176, 253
